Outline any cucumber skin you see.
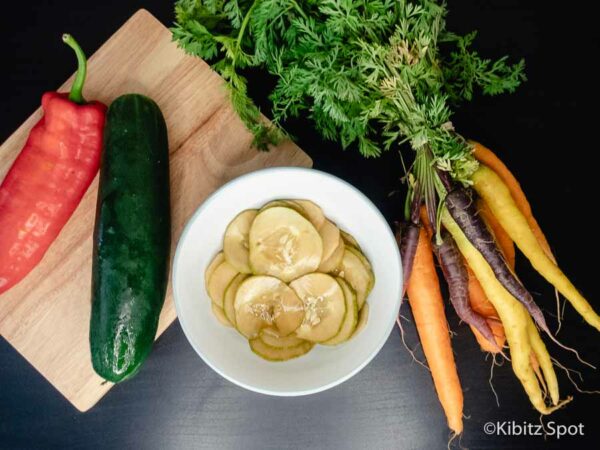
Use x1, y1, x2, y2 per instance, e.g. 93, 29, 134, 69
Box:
90, 94, 171, 383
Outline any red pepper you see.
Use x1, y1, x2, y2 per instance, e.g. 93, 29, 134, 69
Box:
0, 34, 106, 294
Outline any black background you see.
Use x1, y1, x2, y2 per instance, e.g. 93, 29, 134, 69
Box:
1, 1, 599, 449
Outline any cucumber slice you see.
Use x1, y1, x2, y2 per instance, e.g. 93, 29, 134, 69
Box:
249, 338, 313, 362
234, 276, 304, 338
259, 199, 305, 216
352, 303, 369, 338
260, 328, 306, 348
323, 278, 358, 345
340, 229, 361, 251
204, 252, 225, 293
317, 219, 341, 269
347, 246, 373, 272
223, 273, 249, 326
335, 246, 374, 309
294, 199, 326, 229
223, 209, 258, 273
290, 273, 346, 342
346, 246, 375, 303
211, 303, 233, 328
249, 207, 322, 282
207, 260, 239, 308
318, 237, 344, 273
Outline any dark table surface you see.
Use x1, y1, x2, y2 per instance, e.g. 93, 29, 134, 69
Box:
1, 1, 599, 449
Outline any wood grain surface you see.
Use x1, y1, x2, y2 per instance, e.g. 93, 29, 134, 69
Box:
0, 9, 311, 412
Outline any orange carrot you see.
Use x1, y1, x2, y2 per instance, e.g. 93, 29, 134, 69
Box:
471, 140, 555, 263
407, 227, 463, 434
419, 206, 432, 238
467, 268, 499, 318
478, 199, 515, 269
470, 319, 505, 353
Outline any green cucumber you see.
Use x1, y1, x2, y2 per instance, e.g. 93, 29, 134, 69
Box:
90, 94, 171, 383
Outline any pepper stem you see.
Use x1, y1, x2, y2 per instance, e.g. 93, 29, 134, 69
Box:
62, 34, 87, 104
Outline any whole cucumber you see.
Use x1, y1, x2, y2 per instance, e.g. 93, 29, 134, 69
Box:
90, 94, 171, 382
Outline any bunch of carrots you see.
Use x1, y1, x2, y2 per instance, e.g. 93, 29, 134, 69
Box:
398, 141, 600, 435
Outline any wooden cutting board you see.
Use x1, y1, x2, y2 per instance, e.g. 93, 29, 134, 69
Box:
0, 9, 311, 412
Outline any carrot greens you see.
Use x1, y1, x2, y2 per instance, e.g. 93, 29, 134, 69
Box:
172, 1, 524, 184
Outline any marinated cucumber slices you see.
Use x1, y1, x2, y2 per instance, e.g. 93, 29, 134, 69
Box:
206, 258, 239, 308
323, 278, 359, 345
249, 207, 322, 282
249, 338, 314, 361
334, 246, 374, 309
223, 209, 258, 273
340, 229, 361, 251
234, 275, 304, 338
290, 273, 346, 342
318, 235, 344, 273
204, 199, 375, 361
352, 303, 369, 339
205, 252, 225, 292
211, 303, 233, 328
260, 328, 306, 348
223, 273, 249, 326
316, 220, 342, 272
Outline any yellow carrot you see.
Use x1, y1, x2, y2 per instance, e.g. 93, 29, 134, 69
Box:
527, 317, 559, 405
477, 199, 516, 269
442, 210, 571, 414
472, 165, 600, 331
471, 141, 556, 262
530, 353, 547, 397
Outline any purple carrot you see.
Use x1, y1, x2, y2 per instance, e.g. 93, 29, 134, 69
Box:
434, 230, 499, 350
396, 222, 420, 297
444, 187, 551, 335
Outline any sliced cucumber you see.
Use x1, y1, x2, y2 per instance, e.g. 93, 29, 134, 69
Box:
294, 199, 325, 229
207, 260, 239, 308
335, 246, 374, 309
234, 276, 304, 338
347, 246, 375, 302
318, 237, 345, 273
249, 207, 322, 282
204, 252, 225, 292
351, 303, 369, 338
347, 246, 373, 272
260, 328, 306, 348
249, 338, 313, 361
340, 229, 361, 251
223, 209, 258, 273
290, 273, 346, 342
317, 219, 341, 269
223, 273, 249, 326
323, 278, 358, 345
259, 199, 305, 216
211, 303, 233, 328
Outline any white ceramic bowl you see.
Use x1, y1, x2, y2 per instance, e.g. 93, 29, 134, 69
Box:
173, 167, 402, 396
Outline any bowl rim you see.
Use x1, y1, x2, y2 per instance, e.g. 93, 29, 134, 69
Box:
172, 166, 402, 396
